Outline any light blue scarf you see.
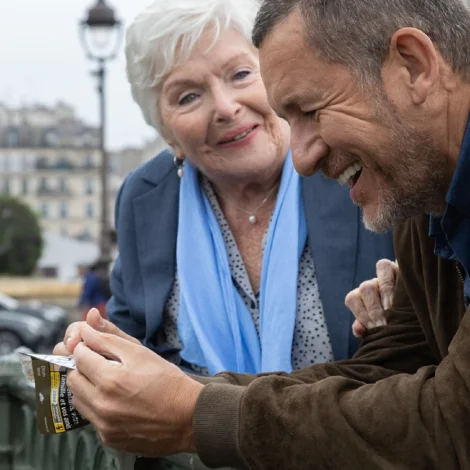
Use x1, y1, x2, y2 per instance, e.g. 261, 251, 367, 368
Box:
177, 151, 307, 375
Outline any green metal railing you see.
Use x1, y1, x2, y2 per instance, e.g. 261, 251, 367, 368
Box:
0, 354, 226, 470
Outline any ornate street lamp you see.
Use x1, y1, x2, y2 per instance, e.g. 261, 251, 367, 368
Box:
79, 0, 123, 265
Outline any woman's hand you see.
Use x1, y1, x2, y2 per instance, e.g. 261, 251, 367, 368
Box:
53, 308, 140, 356
345, 259, 399, 338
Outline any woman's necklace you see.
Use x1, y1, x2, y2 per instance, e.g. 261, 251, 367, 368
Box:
216, 183, 279, 224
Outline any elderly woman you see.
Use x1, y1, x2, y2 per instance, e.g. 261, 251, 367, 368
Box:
107, 0, 394, 376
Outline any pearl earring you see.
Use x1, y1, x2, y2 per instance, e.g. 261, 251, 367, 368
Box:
173, 156, 185, 178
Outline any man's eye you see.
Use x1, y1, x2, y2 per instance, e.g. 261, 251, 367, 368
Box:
233, 70, 251, 80
303, 110, 317, 117
178, 93, 198, 106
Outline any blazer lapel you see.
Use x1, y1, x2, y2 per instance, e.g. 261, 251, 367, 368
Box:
133, 169, 180, 337
302, 174, 358, 360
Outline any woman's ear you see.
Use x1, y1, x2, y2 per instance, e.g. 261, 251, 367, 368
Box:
169, 144, 185, 161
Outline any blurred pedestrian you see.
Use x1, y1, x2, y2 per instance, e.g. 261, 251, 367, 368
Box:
78, 260, 110, 320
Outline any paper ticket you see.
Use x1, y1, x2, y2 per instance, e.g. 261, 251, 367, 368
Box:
19, 352, 89, 434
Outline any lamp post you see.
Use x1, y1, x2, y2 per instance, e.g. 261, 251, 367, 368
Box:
79, 0, 122, 265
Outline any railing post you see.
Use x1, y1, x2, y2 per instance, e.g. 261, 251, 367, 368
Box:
0, 354, 23, 470
0, 388, 12, 470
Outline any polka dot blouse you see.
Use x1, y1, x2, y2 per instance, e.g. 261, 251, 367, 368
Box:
162, 177, 334, 376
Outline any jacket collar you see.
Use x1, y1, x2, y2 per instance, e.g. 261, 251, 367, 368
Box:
139, 149, 177, 187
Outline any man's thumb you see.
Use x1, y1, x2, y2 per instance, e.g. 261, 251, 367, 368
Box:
86, 308, 140, 345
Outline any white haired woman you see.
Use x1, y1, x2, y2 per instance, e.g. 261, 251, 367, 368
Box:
106, 0, 395, 376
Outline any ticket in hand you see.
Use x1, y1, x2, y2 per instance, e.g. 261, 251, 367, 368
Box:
19, 352, 89, 434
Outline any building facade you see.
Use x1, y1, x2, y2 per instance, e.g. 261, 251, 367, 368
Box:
111, 135, 168, 179
0, 102, 122, 242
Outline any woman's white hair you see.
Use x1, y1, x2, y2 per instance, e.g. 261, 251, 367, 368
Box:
125, 0, 260, 133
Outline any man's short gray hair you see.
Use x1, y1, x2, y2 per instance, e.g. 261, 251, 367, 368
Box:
253, 0, 470, 85
126, 0, 260, 134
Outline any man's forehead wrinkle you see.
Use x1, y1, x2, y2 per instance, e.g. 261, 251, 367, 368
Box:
266, 66, 295, 113
260, 11, 312, 113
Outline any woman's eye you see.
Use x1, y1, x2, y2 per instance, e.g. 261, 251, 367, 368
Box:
233, 70, 251, 80
178, 93, 198, 106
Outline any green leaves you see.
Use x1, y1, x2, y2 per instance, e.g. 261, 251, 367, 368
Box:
0, 196, 43, 276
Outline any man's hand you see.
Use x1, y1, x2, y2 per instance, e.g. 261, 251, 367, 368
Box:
53, 308, 140, 356
345, 259, 399, 338
67, 325, 203, 457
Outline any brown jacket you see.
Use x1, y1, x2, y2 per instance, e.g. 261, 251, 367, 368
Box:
193, 214, 468, 469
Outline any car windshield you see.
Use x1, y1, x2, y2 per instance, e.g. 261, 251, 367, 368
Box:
0, 292, 19, 310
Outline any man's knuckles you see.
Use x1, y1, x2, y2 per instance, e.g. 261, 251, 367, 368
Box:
53, 342, 68, 356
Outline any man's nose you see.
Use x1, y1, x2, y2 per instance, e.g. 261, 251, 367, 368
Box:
291, 130, 330, 177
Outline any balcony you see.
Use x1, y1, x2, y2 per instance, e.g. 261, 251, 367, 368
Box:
36, 188, 73, 197
35, 161, 100, 172
35, 160, 75, 171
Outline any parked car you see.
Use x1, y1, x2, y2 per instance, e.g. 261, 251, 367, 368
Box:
0, 309, 50, 356
0, 293, 69, 355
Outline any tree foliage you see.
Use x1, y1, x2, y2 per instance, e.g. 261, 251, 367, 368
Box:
0, 197, 43, 276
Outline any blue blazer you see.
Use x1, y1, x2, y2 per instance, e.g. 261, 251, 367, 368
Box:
108, 150, 395, 362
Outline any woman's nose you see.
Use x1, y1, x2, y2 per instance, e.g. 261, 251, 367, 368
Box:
213, 89, 241, 123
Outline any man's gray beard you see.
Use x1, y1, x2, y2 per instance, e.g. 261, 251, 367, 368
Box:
361, 151, 448, 233
359, 89, 450, 233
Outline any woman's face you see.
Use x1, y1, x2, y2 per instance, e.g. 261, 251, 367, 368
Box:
160, 27, 290, 182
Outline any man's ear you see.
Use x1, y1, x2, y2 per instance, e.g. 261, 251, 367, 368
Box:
384, 27, 439, 105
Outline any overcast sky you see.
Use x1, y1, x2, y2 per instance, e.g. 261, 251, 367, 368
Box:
0, 0, 157, 150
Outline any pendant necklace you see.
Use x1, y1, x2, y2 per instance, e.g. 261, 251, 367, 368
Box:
217, 183, 279, 224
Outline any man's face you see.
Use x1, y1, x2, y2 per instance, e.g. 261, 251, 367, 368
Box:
258, 12, 448, 232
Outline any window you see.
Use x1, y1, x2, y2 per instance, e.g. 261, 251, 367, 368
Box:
36, 157, 48, 169
9, 155, 21, 173
3, 180, 10, 195
61, 226, 68, 237
23, 155, 34, 171
58, 177, 67, 193
40, 202, 48, 219
56, 157, 73, 170
84, 154, 95, 169
7, 128, 18, 147
59, 201, 68, 219
21, 178, 28, 195
0, 154, 11, 172
44, 130, 58, 147
85, 202, 94, 219
84, 177, 93, 195
38, 177, 48, 192
21, 155, 28, 172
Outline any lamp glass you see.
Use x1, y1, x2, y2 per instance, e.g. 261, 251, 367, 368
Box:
82, 25, 120, 60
